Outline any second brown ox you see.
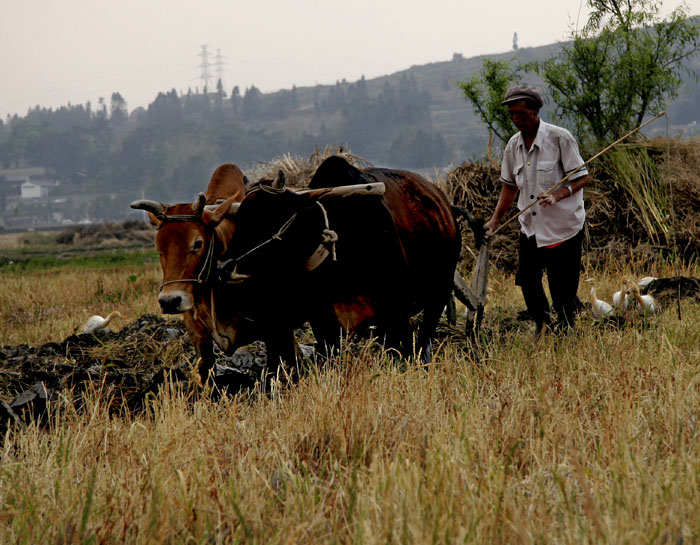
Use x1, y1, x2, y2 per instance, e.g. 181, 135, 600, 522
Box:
131, 163, 246, 379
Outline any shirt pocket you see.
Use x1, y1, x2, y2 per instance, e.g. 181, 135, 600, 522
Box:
513, 163, 525, 187
537, 160, 558, 186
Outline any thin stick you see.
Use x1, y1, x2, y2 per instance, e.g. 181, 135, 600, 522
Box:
492, 111, 667, 236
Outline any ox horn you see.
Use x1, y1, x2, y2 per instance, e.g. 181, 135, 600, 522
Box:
192, 192, 206, 216
228, 271, 251, 283
219, 259, 251, 284
272, 169, 286, 190
130, 199, 165, 216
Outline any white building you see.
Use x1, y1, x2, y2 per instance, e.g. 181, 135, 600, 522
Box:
20, 179, 55, 198
0, 167, 59, 200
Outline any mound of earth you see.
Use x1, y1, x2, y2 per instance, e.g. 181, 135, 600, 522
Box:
645, 276, 700, 306
0, 314, 282, 430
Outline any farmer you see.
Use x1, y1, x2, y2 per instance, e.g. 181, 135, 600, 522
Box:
484, 84, 590, 334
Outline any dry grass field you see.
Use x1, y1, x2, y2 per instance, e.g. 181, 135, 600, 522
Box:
1, 226, 699, 544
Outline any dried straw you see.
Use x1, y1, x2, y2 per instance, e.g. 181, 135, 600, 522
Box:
246, 145, 373, 188
442, 137, 700, 271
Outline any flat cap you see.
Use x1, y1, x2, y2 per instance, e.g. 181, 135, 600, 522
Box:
501, 84, 544, 109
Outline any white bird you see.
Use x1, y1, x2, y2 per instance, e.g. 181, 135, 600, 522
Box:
612, 277, 631, 311
626, 283, 658, 314
83, 311, 122, 334
585, 279, 614, 319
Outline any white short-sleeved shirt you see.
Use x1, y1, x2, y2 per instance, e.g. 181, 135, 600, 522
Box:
500, 120, 588, 247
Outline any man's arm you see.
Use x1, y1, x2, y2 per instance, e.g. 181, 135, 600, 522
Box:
538, 174, 590, 208
485, 183, 519, 235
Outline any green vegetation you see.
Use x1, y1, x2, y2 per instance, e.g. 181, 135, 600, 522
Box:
0, 248, 157, 273
0, 225, 157, 273
0, 73, 447, 213
597, 144, 674, 245
540, 0, 699, 148
458, 58, 530, 146
461, 1, 699, 150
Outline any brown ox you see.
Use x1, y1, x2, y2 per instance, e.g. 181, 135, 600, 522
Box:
131, 163, 247, 379
219, 155, 461, 373
132, 161, 389, 383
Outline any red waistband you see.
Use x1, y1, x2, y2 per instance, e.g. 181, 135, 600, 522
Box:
545, 241, 564, 249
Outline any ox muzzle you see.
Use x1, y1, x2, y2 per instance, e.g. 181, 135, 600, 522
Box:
158, 287, 195, 314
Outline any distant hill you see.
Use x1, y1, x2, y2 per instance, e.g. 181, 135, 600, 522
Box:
0, 31, 698, 228
242, 38, 699, 165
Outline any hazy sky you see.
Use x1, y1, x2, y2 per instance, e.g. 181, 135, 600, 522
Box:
2, 0, 699, 119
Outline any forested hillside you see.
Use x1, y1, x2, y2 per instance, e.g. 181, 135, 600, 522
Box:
0, 38, 698, 226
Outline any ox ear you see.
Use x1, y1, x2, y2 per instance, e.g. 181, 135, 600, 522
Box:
272, 169, 286, 190
243, 175, 250, 188
191, 192, 207, 215
146, 212, 161, 227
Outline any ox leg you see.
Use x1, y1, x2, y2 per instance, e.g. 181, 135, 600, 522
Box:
417, 286, 453, 364
309, 314, 343, 361
445, 296, 457, 326
184, 311, 216, 383
197, 339, 215, 382
417, 310, 441, 364
379, 316, 414, 360
263, 329, 300, 389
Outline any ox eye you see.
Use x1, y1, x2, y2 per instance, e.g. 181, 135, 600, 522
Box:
191, 238, 204, 252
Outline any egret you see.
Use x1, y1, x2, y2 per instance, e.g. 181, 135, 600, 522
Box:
83, 311, 122, 334
612, 277, 630, 311
626, 283, 658, 314
585, 279, 614, 319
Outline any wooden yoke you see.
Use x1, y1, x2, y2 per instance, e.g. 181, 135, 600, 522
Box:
297, 182, 386, 198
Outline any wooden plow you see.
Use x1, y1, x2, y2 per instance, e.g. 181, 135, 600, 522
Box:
450, 206, 490, 336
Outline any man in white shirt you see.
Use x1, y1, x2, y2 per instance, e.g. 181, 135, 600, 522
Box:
485, 85, 590, 334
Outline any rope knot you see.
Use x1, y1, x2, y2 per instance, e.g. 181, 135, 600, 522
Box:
322, 228, 338, 261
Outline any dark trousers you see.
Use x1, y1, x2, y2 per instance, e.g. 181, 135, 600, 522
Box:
515, 229, 584, 331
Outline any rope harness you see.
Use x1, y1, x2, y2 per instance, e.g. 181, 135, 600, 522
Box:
156, 186, 340, 290
160, 233, 217, 289
223, 197, 339, 280
156, 208, 219, 289
306, 200, 338, 271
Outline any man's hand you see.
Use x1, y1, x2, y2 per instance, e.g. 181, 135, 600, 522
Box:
484, 218, 498, 238
537, 192, 558, 208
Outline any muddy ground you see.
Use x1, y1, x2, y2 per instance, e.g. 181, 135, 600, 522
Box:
0, 314, 271, 429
